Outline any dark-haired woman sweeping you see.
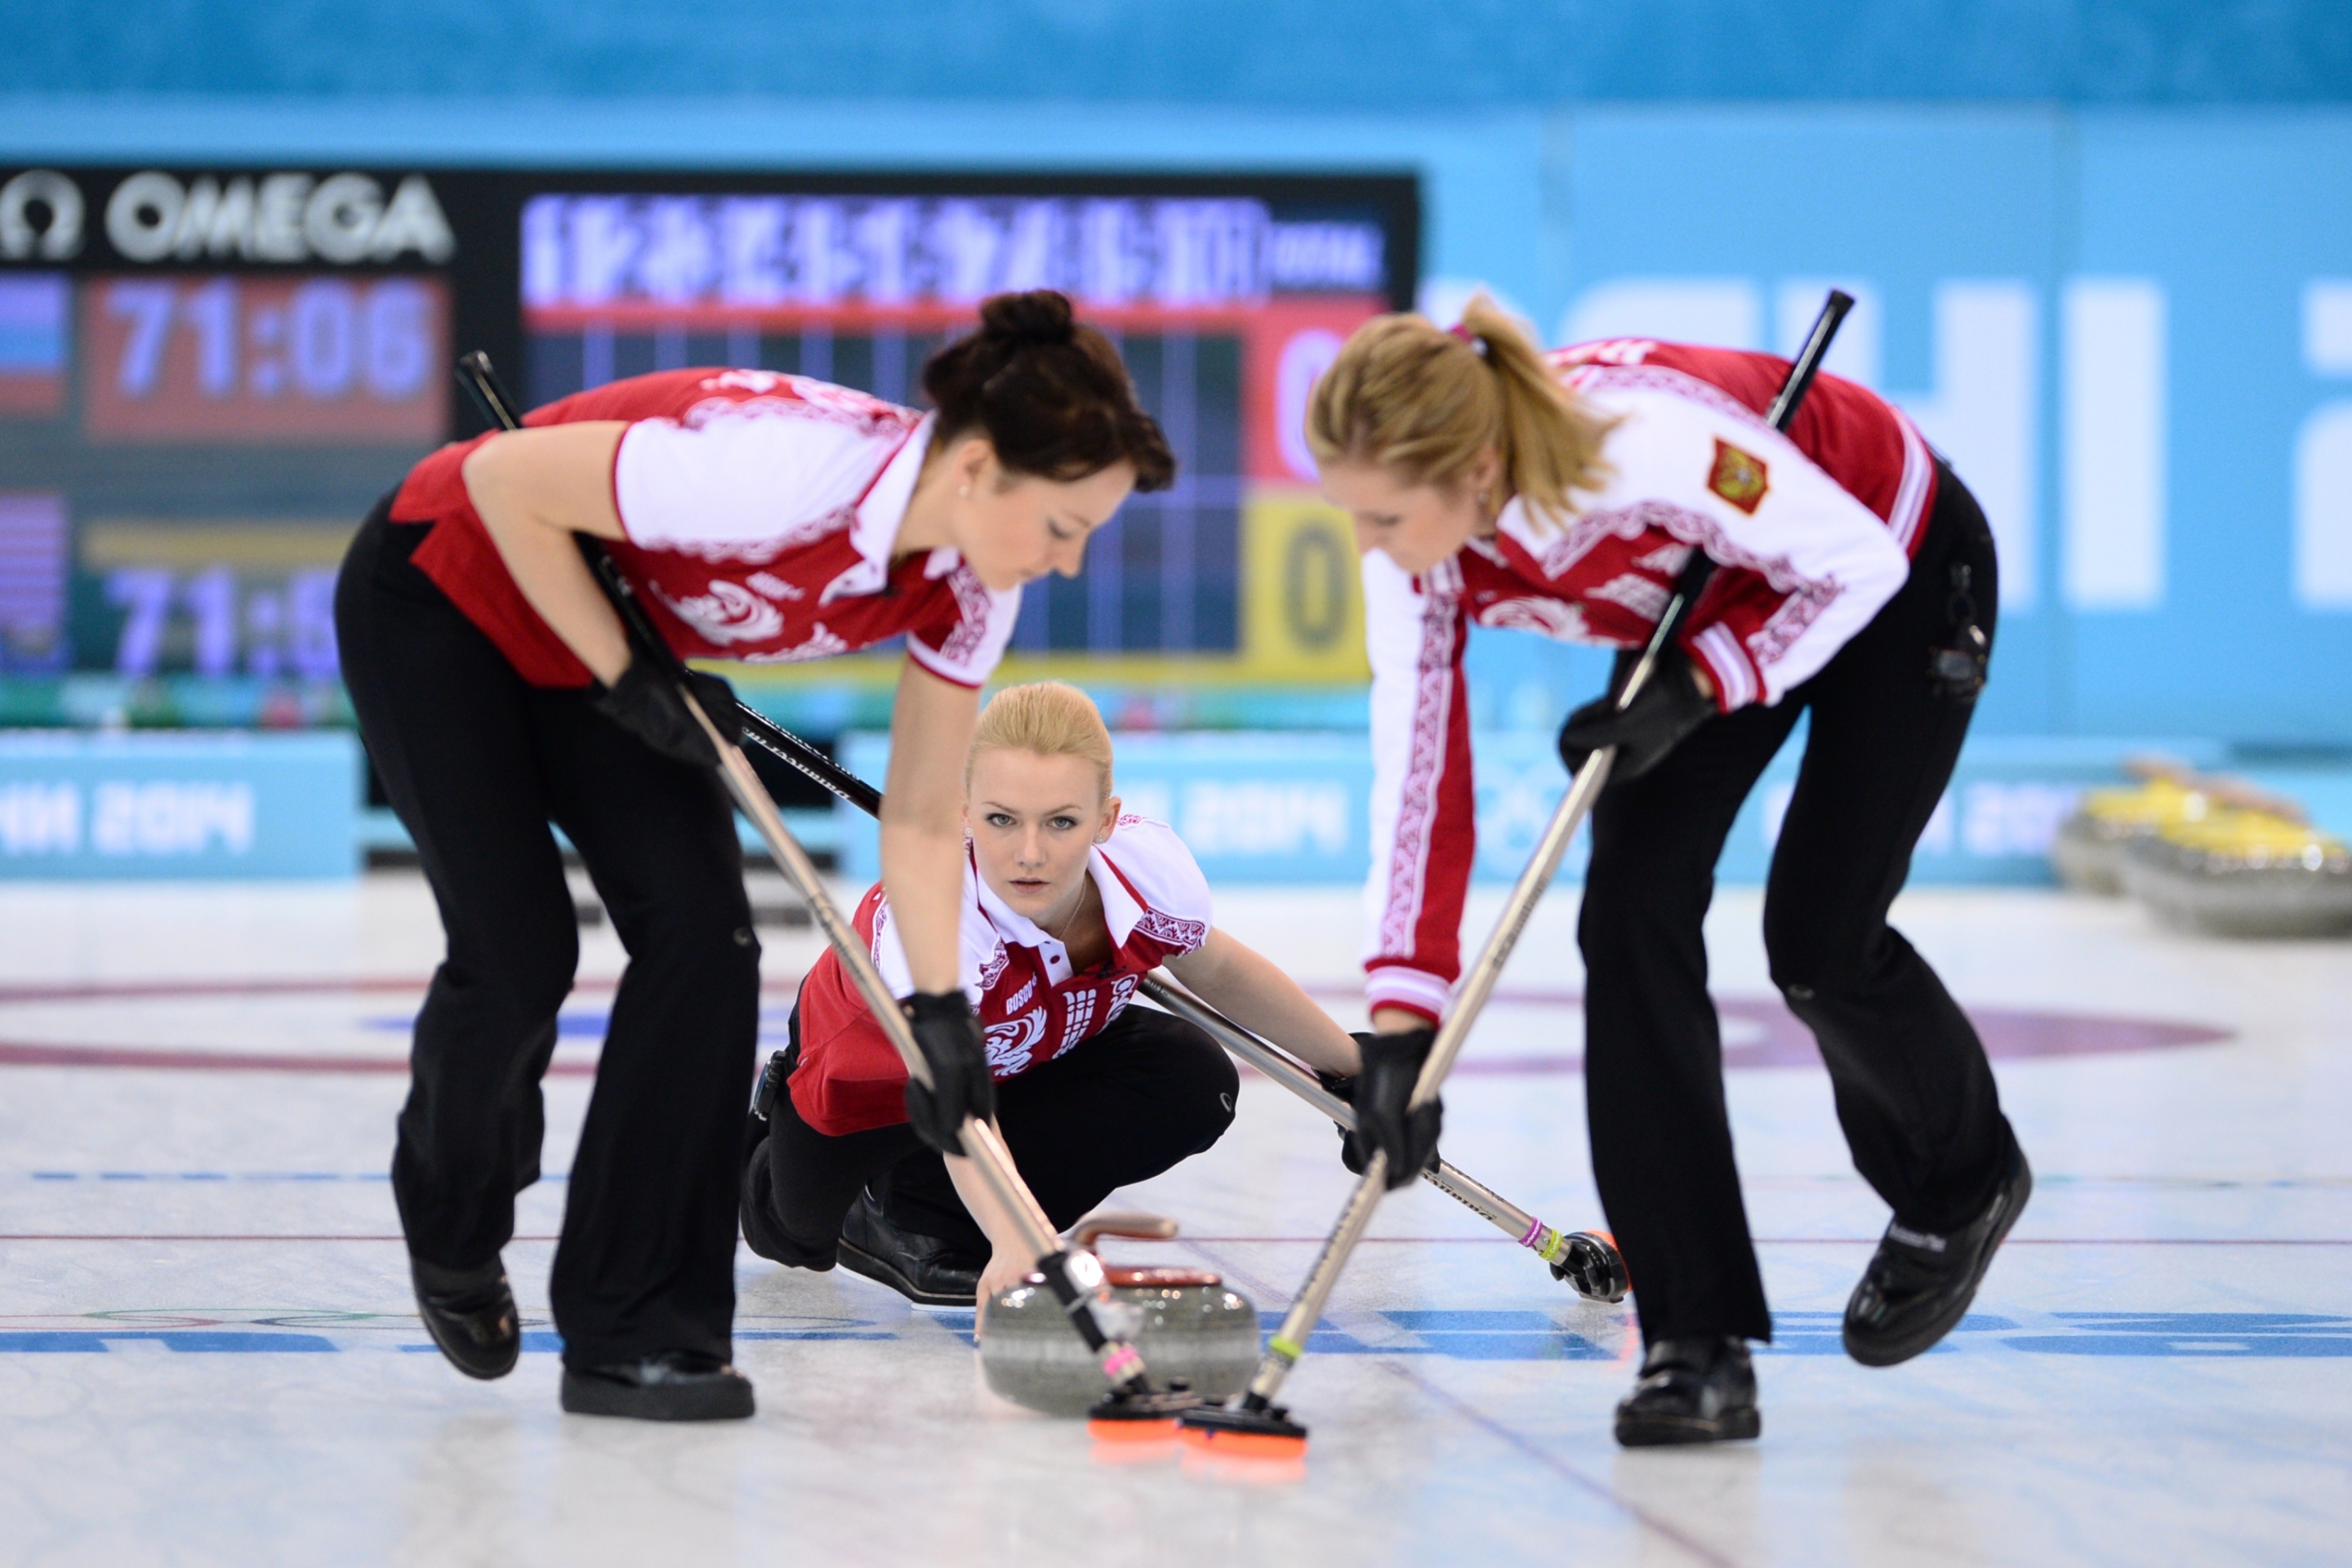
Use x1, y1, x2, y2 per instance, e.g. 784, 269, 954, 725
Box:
336, 292, 1174, 1420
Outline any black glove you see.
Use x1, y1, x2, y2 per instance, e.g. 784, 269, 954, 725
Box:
1349, 1028, 1443, 1191
589, 657, 742, 768
902, 991, 995, 1154
1318, 1050, 1360, 1169
1556, 646, 1717, 783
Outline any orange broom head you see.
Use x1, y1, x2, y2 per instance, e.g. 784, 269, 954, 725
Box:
1088, 1425, 1180, 1464
1178, 1444, 1309, 1486
1087, 1414, 1182, 1444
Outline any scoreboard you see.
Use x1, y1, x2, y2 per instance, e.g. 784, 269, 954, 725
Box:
81, 274, 446, 443
0, 167, 1416, 727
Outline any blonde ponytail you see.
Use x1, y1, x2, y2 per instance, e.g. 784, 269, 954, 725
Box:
1305, 293, 1615, 530
966, 680, 1115, 801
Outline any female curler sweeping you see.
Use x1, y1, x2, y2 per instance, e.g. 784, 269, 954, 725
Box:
1304, 299, 2029, 1446
334, 292, 1172, 1420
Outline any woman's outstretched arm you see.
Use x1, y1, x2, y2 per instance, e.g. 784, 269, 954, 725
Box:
1164, 928, 1362, 1077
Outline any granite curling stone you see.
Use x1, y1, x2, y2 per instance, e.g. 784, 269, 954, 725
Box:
2052, 762, 2211, 896
2118, 810, 2352, 938
978, 1213, 1259, 1417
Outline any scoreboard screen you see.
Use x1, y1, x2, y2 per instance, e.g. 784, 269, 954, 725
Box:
0, 167, 1415, 728
82, 274, 447, 443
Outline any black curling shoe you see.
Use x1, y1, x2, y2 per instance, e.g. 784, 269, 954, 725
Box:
837, 1187, 985, 1307
410, 1254, 520, 1381
1844, 1143, 2033, 1368
560, 1352, 755, 1422
1614, 1337, 1761, 1447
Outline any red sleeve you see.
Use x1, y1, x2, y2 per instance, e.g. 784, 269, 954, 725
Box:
786, 885, 917, 1136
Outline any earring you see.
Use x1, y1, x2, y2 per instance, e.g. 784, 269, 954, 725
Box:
959, 484, 970, 498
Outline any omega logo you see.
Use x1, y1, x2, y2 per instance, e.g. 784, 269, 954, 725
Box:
100, 171, 455, 265
0, 170, 84, 261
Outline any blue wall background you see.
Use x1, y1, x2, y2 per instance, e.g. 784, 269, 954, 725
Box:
9, 2, 2350, 103
7, 2, 2350, 746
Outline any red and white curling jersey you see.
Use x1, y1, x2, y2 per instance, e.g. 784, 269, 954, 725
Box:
390, 368, 1022, 689
1361, 341, 1936, 1025
790, 816, 1214, 1136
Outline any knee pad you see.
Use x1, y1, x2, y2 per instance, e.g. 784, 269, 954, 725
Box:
1765, 916, 1893, 1007
638, 902, 763, 988
1177, 1052, 1241, 1156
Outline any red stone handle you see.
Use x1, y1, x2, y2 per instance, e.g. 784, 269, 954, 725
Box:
1071, 1211, 1179, 1251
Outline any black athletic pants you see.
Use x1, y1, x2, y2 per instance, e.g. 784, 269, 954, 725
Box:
746, 1002, 1240, 1258
336, 500, 761, 1370
1579, 463, 2017, 1347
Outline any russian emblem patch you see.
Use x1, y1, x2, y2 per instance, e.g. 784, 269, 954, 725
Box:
1707, 439, 1770, 514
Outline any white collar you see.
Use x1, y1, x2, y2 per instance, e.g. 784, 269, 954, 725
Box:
969, 835, 1138, 988
1490, 496, 1540, 555
829, 415, 958, 601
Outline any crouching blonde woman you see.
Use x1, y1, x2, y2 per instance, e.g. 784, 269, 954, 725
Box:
738, 681, 1366, 1311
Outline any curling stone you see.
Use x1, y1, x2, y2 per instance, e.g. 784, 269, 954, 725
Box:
2118, 810, 2352, 938
2051, 760, 2211, 895
979, 1213, 1260, 1418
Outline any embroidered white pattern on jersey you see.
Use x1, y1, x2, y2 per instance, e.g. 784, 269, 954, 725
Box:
1477, 596, 1590, 640
932, 564, 997, 668
648, 578, 787, 644
737, 623, 853, 665
1133, 908, 1209, 951
1588, 572, 1672, 622
1056, 989, 1098, 1059
986, 1006, 1048, 1076
1377, 598, 1457, 956
683, 374, 916, 436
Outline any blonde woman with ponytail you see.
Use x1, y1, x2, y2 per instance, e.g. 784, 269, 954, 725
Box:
1310, 297, 2028, 1447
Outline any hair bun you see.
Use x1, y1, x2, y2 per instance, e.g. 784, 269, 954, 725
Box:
919, 292, 1177, 492
979, 289, 1076, 348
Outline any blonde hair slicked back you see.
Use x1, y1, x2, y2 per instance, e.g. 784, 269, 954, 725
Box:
966, 681, 1115, 800
1305, 293, 1615, 530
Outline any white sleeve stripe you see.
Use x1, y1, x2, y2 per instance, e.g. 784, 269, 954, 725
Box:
1365, 967, 1454, 1019
1692, 623, 1757, 709
1889, 413, 1933, 553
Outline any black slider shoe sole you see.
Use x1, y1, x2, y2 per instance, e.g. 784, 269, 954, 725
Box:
560, 1352, 755, 1421
1845, 1143, 2033, 1368
410, 1254, 520, 1381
